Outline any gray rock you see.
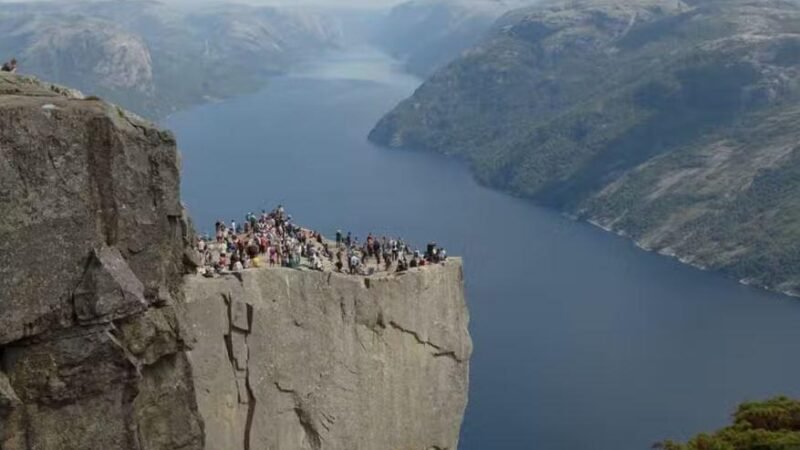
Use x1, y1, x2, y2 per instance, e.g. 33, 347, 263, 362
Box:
2, 326, 141, 449
115, 306, 182, 366
183, 248, 203, 272
0, 371, 20, 416
184, 261, 472, 450
0, 72, 186, 346
73, 245, 148, 323
0, 73, 203, 450
0, 73, 472, 450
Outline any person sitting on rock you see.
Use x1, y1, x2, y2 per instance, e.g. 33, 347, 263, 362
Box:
311, 252, 324, 271
269, 246, 277, 266
426, 242, 437, 261
349, 254, 360, 275
233, 259, 244, 272
1, 59, 17, 73
247, 242, 259, 259
396, 258, 408, 273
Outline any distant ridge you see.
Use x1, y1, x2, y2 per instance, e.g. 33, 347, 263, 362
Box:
370, 0, 800, 295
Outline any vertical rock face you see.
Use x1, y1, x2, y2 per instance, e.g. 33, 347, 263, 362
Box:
0, 72, 472, 450
0, 73, 204, 450
184, 261, 471, 450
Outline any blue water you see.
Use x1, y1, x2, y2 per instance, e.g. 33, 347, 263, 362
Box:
166, 48, 800, 450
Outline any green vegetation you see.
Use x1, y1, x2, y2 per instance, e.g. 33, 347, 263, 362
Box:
370, 0, 800, 294
659, 397, 800, 450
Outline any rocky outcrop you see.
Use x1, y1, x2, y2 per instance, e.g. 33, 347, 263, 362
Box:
0, 72, 472, 449
0, 72, 203, 449
184, 260, 471, 450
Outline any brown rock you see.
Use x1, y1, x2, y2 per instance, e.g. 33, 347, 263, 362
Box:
0, 73, 203, 449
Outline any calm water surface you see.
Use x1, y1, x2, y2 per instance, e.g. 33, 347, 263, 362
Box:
166, 48, 800, 450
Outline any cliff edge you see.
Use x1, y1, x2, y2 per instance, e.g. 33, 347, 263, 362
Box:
0, 72, 472, 450
0, 73, 203, 450
186, 260, 470, 450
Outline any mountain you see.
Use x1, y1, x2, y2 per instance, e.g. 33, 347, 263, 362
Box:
370, 0, 800, 295
372, 0, 531, 76
0, 1, 343, 118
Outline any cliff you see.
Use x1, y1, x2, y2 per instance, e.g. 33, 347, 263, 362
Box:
0, 72, 203, 450
185, 261, 470, 450
0, 72, 472, 450
370, 0, 800, 295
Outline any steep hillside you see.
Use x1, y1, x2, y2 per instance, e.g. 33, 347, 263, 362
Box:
370, 0, 800, 294
0, 1, 343, 118
373, 0, 530, 76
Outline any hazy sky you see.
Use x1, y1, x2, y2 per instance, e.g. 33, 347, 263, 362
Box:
247, 0, 403, 5
0, 0, 530, 12
0, 0, 407, 7
176, 0, 403, 6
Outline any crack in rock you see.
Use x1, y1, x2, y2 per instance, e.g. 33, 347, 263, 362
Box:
389, 321, 462, 363
295, 406, 322, 450
273, 382, 324, 450
221, 293, 256, 450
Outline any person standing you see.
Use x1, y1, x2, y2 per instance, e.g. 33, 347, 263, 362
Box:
1, 59, 17, 73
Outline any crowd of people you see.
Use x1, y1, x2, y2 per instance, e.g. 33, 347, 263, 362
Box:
332, 230, 447, 275
196, 205, 448, 277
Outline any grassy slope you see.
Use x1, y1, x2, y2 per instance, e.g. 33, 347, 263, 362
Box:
370, 0, 800, 293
